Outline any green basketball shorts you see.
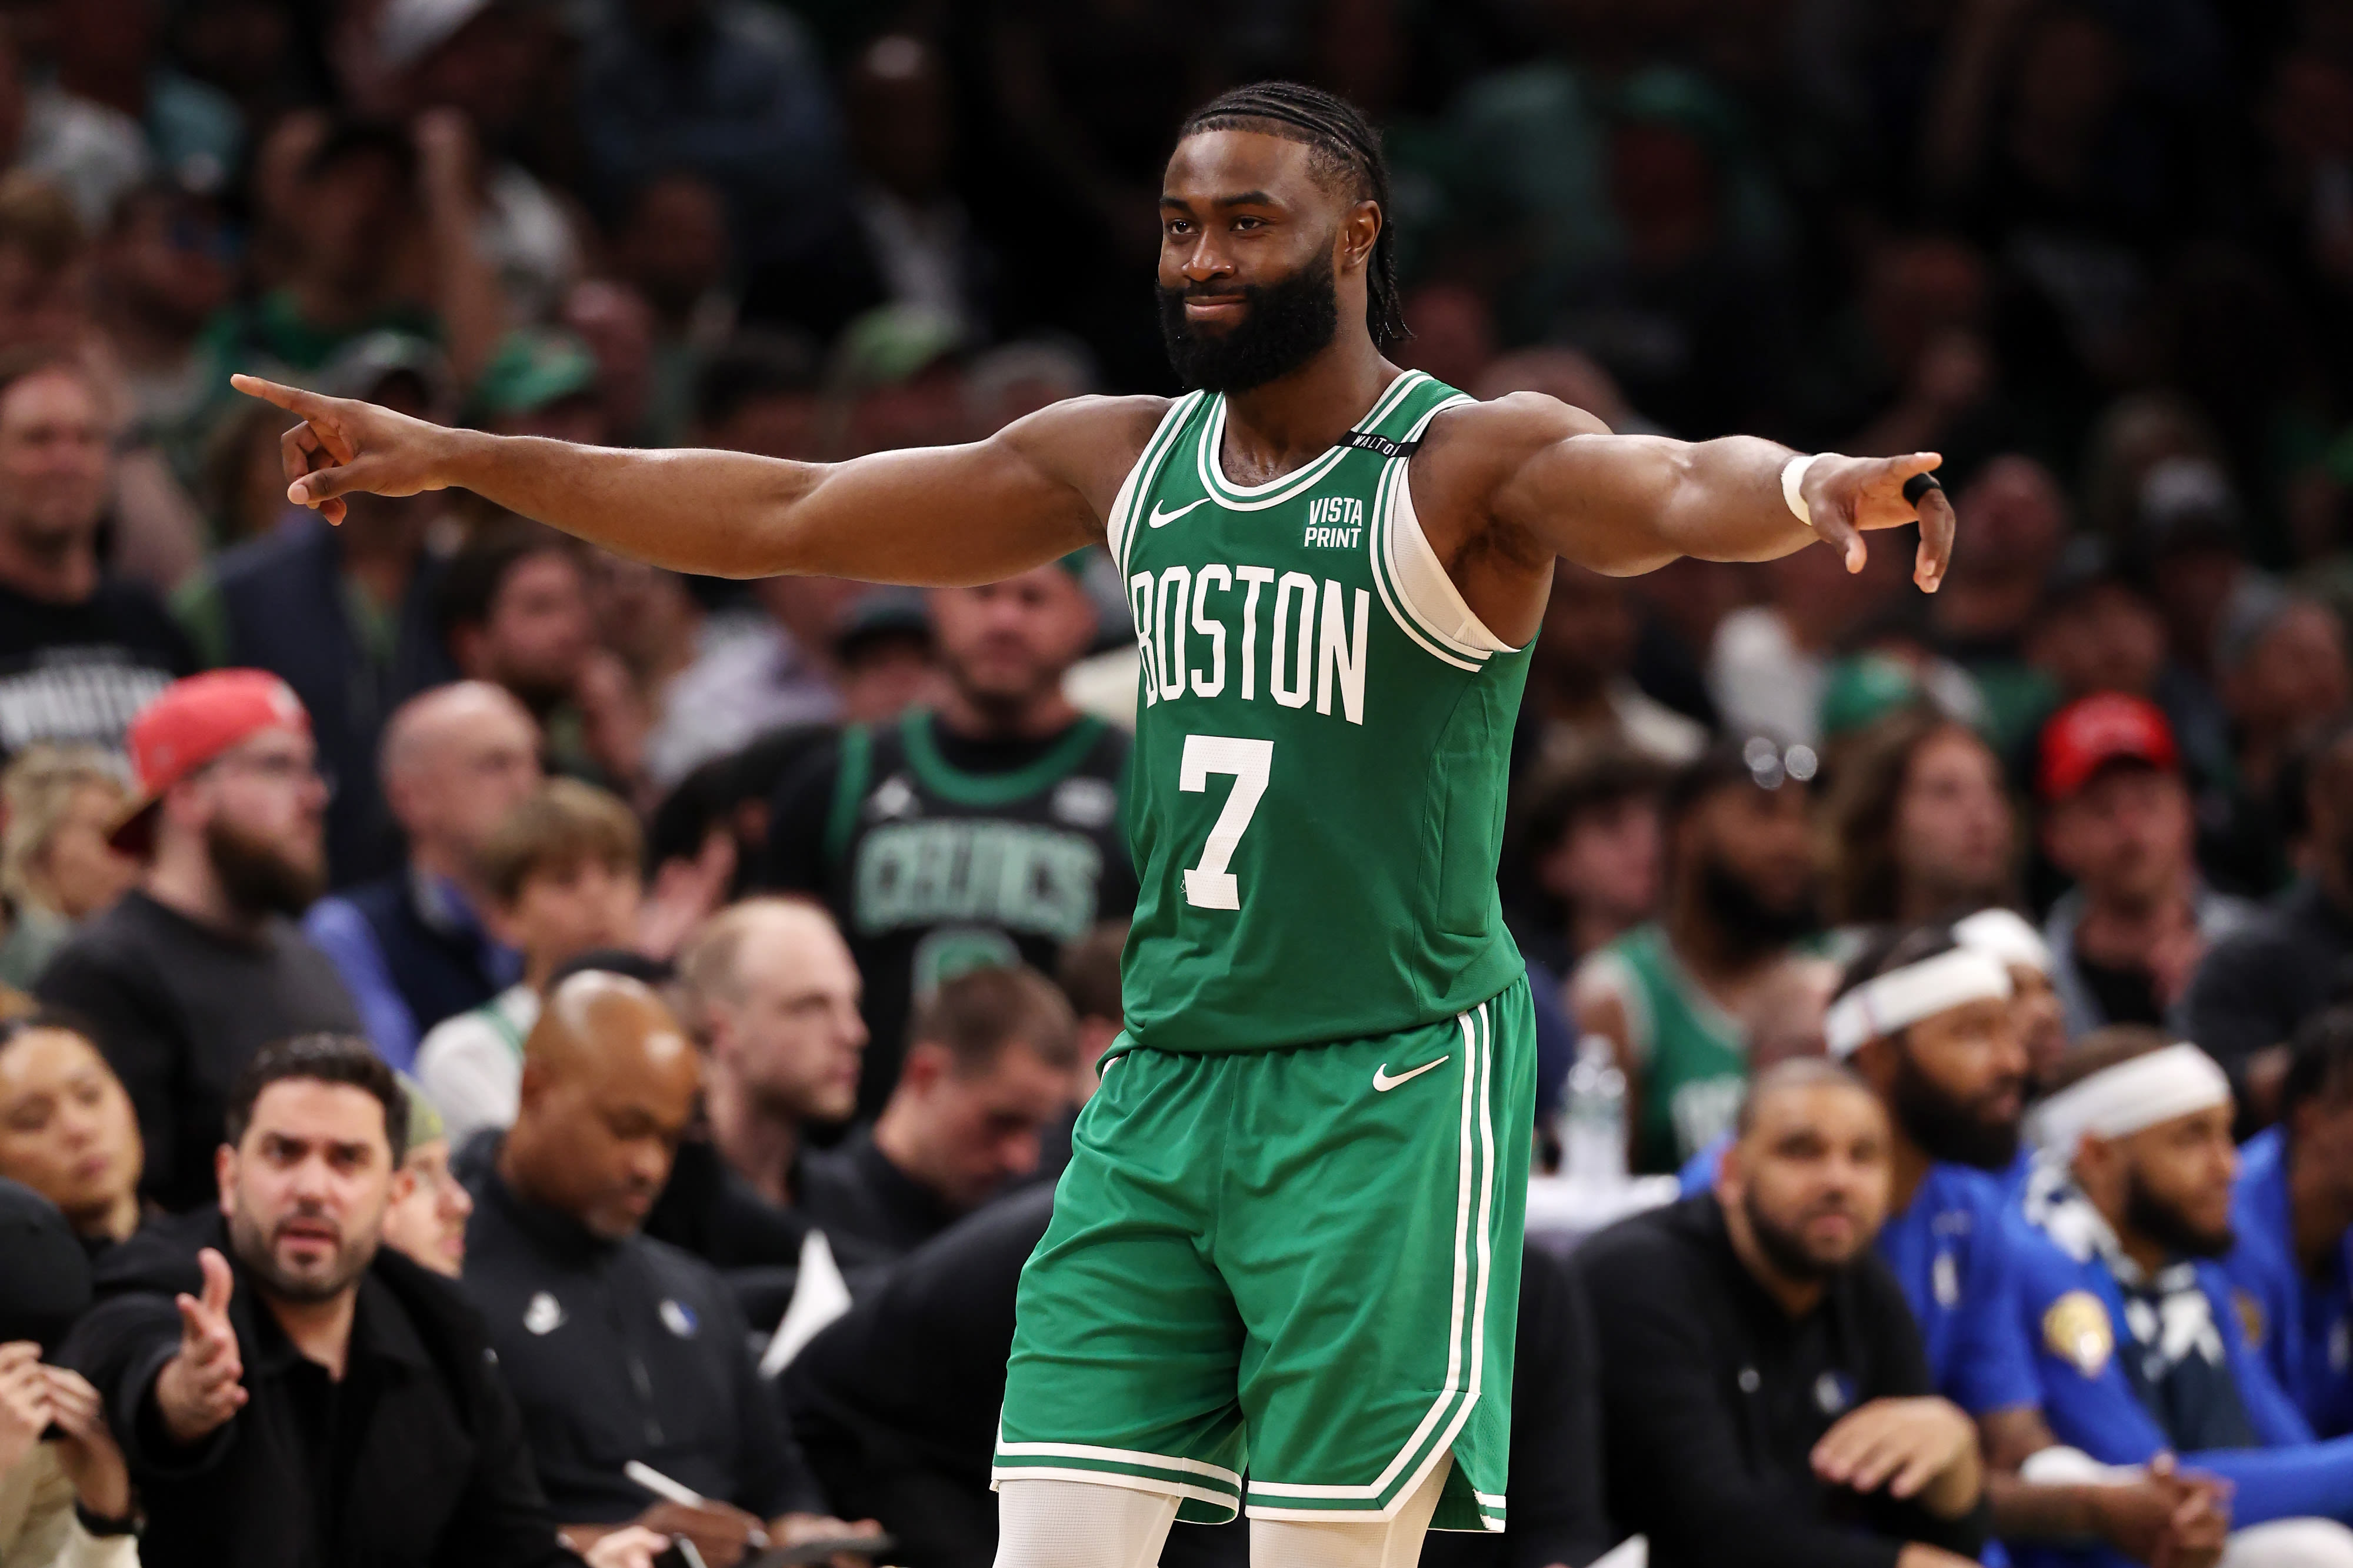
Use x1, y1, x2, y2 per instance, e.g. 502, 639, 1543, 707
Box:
993, 976, 1534, 1533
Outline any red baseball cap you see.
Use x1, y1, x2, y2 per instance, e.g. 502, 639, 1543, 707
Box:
2037, 692, 2178, 803
109, 670, 312, 855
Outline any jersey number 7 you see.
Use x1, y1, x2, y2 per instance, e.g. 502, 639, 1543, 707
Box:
1179, 734, 1272, 910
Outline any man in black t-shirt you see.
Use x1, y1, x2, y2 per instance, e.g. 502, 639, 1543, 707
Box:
0, 353, 195, 763
762, 561, 1135, 1116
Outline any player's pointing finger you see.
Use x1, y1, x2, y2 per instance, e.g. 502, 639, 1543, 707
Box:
230, 373, 329, 419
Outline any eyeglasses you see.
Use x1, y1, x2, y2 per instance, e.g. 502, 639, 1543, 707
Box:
1742, 736, 1818, 790
201, 750, 339, 799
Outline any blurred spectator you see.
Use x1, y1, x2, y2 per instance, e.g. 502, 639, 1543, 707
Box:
0, 746, 135, 987
373, 0, 581, 324
1932, 457, 2071, 759
1823, 709, 2017, 929
1396, 281, 1497, 394
381, 1072, 470, 1277
1804, 234, 2000, 463
844, 34, 985, 343
2187, 720, 2353, 1126
2132, 459, 2259, 704
1504, 745, 1668, 978
563, 281, 656, 448
1952, 907, 2070, 1096
0, 36, 148, 231
675, 898, 865, 1209
799, 965, 1074, 1263
0, 173, 91, 356
414, 779, 645, 1146
830, 587, 938, 724
962, 339, 1094, 437
0, 352, 195, 763
1577, 1062, 1989, 1568
302, 683, 539, 1069
49, 0, 243, 194
1574, 739, 1833, 1172
690, 329, 819, 459
573, 0, 856, 335
92, 182, 235, 480
1054, 918, 1126, 1100
466, 327, 608, 445
1525, 562, 1708, 768
0, 1013, 143, 1248
622, 178, 739, 448
455, 971, 874, 1567
176, 333, 466, 884
2224, 1006, 2353, 1440
2215, 587, 2351, 818
36, 672, 358, 1212
2010, 1029, 2353, 1559
193, 116, 503, 393
435, 522, 601, 775
0, 1178, 135, 1564
762, 565, 1132, 1115
2038, 695, 2257, 1041
62, 1033, 589, 1568
588, 553, 842, 799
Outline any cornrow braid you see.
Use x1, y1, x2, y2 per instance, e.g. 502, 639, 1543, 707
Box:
1181, 81, 1411, 349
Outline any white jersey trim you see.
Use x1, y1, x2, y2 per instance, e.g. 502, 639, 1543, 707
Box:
1107, 392, 1205, 577
1382, 395, 1515, 658
1195, 371, 1427, 510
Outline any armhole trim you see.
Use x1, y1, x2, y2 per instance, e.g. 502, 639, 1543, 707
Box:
822, 726, 874, 870
1107, 393, 1204, 576
1367, 395, 1518, 668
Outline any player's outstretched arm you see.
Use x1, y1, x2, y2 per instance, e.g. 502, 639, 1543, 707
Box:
231, 373, 1165, 585
1462, 393, 1958, 590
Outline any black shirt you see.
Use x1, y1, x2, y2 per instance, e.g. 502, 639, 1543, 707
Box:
761, 709, 1136, 1117
2185, 879, 2353, 1080
458, 1162, 827, 1525
0, 576, 195, 760
1574, 1195, 1987, 1568
797, 1126, 962, 1263
36, 890, 363, 1212
60, 1210, 575, 1568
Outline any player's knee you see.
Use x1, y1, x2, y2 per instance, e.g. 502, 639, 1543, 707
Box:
993, 1479, 1181, 1568
2221, 1519, 2353, 1568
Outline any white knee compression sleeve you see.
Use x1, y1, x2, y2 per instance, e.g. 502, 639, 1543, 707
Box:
2221, 1519, 2353, 1568
1247, 1456, 1451, 1568
995, 1479, 1182, 1568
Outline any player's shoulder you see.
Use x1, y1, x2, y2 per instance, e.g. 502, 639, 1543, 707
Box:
996, 393, 1183, 502
1417, 388, 1614, 465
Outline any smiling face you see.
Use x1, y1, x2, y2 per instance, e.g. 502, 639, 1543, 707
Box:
1154, 127, 1379, 393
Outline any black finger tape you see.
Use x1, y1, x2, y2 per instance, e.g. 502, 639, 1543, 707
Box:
1902, 472, 1944, 506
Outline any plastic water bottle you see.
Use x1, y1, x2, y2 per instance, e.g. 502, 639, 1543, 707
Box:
1561, 1032, 1628, 1187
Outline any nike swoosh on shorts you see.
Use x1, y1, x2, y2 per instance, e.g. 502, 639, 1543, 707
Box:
1371, 1056, 1450, 1092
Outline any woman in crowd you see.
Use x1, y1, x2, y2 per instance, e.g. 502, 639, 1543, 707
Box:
0, 1014, 143, 1252
0, 751, 137, 991
1824, 707, 2018, 933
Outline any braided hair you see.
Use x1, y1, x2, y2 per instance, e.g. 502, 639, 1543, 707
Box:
1179, 82, 1410, 348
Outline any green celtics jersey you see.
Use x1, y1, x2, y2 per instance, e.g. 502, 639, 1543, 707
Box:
1111, 369, 1531, 1055
1582, 923, 1748, 1173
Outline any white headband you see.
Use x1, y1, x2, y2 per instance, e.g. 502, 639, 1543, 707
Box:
2029, 1042, 2231, 1156
1954, 908, 2052, 977
1824, 948, 2013, 1059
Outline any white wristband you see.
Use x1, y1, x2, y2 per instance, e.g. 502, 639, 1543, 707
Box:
1781, 452, 1823, 527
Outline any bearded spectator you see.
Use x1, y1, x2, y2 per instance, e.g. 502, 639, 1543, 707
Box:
0, 747, 137, 989
36, 673, 361, 1212
1573, 738, 1836, 1173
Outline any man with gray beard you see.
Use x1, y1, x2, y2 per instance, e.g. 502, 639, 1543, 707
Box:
38, 672, 361, 1211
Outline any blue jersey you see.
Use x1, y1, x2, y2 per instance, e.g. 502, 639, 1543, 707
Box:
1679, 1136, 2038, 1417
2007, 1182, 2353, 1544
2222, 1128, 2353, 1438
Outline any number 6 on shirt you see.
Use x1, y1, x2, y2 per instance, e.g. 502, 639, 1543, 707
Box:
1179, 734, 1272, 910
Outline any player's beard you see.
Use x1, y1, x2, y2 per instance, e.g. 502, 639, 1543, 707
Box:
207, 815, 326, 918
1156, 258, 1341, 394
2123, 1170, 2234, 1260
1888, 1041, 2021, 1172
1695, 855, 1819, 963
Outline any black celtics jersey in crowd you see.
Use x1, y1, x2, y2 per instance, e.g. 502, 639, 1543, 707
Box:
766, 708, 1136, 1116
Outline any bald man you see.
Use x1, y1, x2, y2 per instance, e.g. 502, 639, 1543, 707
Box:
305, 683, 544, 1069
455, 971, 879, 1568
676, 898, 867, 1209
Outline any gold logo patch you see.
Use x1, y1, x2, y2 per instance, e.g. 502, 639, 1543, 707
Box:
2043, 1290, 2115, 1377
2235, 1289, 2267, 1352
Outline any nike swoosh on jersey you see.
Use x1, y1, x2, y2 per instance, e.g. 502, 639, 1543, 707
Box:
1147, 498, 1209, 528
1372, 1056, 1450, 1092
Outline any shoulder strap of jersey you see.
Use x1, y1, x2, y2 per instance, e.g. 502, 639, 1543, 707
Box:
822, 725, 875, 869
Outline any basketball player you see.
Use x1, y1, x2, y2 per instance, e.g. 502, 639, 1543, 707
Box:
236, 82, 1957, 1568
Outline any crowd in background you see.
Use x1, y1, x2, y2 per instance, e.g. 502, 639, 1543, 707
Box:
8, 0, 2353, 1566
